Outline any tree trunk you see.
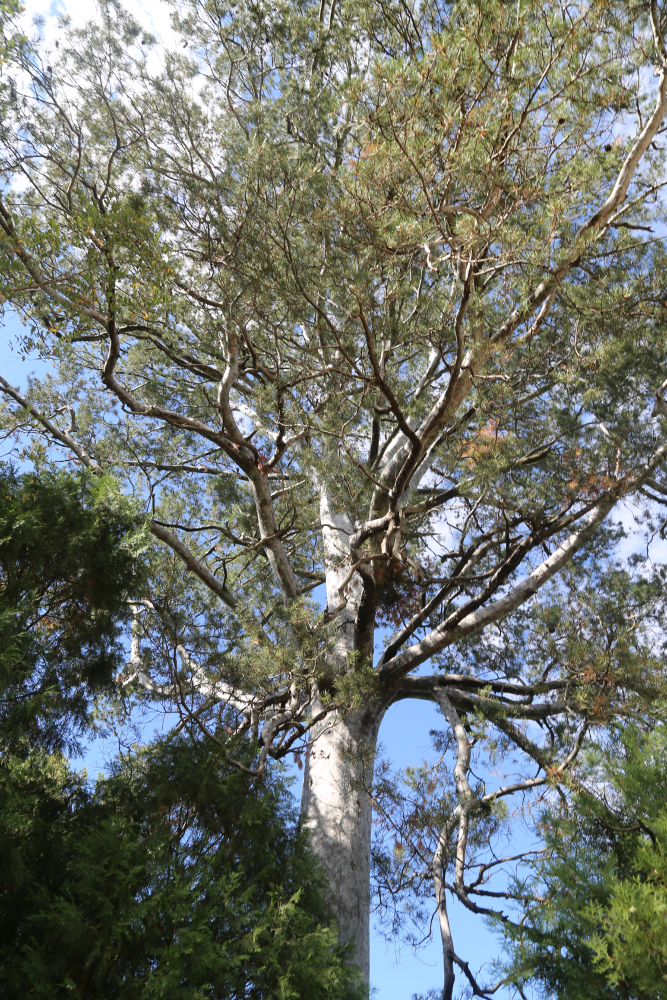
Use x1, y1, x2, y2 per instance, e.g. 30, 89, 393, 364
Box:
301, 492, 381, 984
300, 705, 381, 985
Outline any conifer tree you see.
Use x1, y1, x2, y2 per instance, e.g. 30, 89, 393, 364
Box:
0, 737, 363, 999
2, 0, 667, 992
498, 720, 667, 1000
0, 468, 358, 998
0, 465, 145, 752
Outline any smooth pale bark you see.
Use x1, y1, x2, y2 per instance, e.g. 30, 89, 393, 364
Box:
300, 705, 382, 983
299, 493, 382, 983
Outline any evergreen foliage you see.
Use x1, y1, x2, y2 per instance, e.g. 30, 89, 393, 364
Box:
0, 465, 146, 751
498, 723, 667, 1000
1, 0, 667, 988
0, 736, 364, 999
0, 466, 359, 998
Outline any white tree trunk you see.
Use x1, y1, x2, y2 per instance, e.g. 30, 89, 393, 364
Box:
300, 706, 381, 984
299, 489, 381, 984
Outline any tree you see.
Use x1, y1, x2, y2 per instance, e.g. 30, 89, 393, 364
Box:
1, 0, 667, 992
0, 735, 364, 999
497, 719, 667, 1000
0, 0, 27, 112
0, 464, 146, 752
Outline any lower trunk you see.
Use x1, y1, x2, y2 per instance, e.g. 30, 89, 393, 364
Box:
300, 705, 382, 985
305, 495, 381, 983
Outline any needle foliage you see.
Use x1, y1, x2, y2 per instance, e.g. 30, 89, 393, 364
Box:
2, 0, 667, 989
498, 722, 667, 1000
0, 465, 147, 752
0, 466, 360, 998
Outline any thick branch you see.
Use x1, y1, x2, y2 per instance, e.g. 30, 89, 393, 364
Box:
150, 520, 238, 609
380, 433, 667, 679
0, 376, 102, 471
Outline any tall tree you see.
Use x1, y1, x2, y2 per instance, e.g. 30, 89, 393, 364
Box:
2, 0, 667, 992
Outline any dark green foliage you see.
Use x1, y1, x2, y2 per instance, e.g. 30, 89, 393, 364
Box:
0, 466, 362, 996
498, 723, 667, 1000
0, 735, 364, 999
0, 465, 146, 751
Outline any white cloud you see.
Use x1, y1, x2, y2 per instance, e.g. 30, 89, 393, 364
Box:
19, 0, 180, 64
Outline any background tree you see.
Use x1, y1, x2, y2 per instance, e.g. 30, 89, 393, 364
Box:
497, 718, 667, 1000
2, 0, 667, 993
0, 735, 363, 999
0, 464, 146, 752
0, 465, 358, 998
372, 562, 667, 997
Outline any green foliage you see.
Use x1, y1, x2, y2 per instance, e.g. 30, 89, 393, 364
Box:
434, 557, 667, 718
0, 465, 147, 751
2, 0, 667, 983
0, 735, 365, 999
371, 732, 508, 949
498, 723, 667, 1000
0, 0, 28, 95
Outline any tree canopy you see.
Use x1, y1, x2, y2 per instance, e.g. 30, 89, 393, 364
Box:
1, 0, 667, 993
